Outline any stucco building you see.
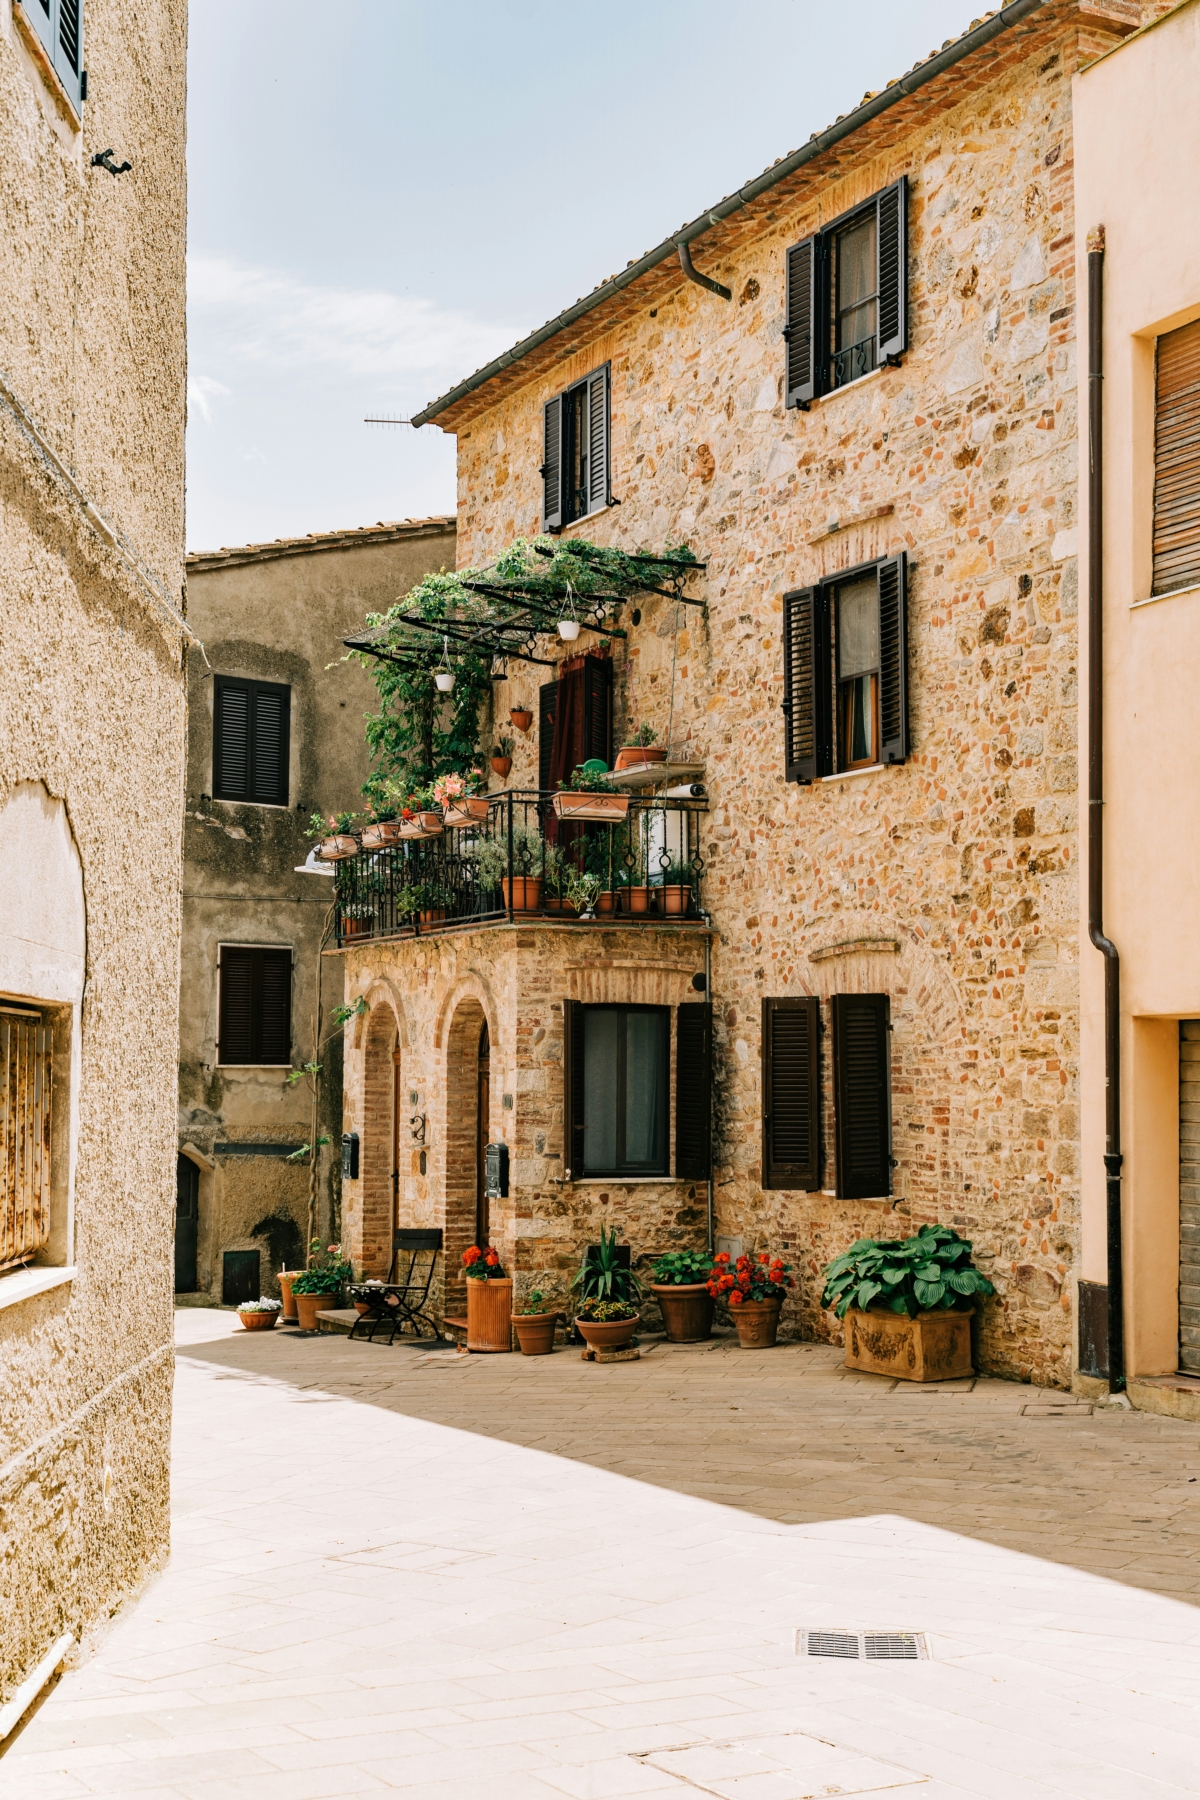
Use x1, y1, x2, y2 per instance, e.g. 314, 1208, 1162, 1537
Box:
178, 517, 455, 1306
0, 0, 186, 1708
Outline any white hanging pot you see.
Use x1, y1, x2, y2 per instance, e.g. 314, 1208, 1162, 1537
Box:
435, 670, 456, 692
557, 619, 581, 642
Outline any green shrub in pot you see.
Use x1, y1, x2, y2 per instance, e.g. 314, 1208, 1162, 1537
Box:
820, 1224, 995, 1320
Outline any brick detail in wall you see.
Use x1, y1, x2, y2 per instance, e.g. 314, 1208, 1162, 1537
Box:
443, 998, 487, 1311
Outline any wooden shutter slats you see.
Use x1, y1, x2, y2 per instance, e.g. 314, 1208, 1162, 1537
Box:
213, 678, 289, 805
252, 687, 289, 805
258, 953, 292, 1064
876, 177, 907, 363
785, 236, 818, 408
215, 683, 250, 800
563, 1000, 584, 1180
587, 365, 609, 517
675, 1003, 712, 1181
538, 681, 557, 794
542, 395, 564, 532
219, 948, 291, 1065
0, 1013, 52, 1273
761, 996, 820, 1190
1153, 319, 1200, 595
877, 553, 909, 764
831, 993, 892, 1200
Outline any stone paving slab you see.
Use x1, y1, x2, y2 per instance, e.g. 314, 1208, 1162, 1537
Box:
2, 1310, 1200, 1796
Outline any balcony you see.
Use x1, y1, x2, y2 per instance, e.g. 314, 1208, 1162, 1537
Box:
332, 790, 708, 948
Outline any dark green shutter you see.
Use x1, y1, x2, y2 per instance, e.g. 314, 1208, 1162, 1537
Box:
876, 177, 908, 364
542, 395, 564, 532
586, 364, 610, 516
782, 587, 831, 784
563, 999, 585, 1180
761, 997, 821, 1190
877, 553, 909, 765
675, 1002, 712, 1180
832, 993, 892, 1200
785, 236, 819, 407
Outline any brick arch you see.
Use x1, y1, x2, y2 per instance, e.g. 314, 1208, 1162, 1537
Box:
359, 999, 401, 1277
442, 996, 492, 1314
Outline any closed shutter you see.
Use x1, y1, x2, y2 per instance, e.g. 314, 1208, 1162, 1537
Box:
675, 1002, 712, 1180
214, 681, 250, 800
876, 176, 908, 363
1153, 317, 1200, 596
219, 948, 292, 1065
586, 364, 610, 516
582, 653, 613, 766
782, 587, 831, 783
258, 953, 292, 1064
542, 394, 564, 532
213, 678, 290, 805
876, 553, 909, 764
538, 680, 557, 792
252, 685, 289, 805
218, 949, 256, 1064
831, 993, 892, 1200
785, 236, 819, 407
563, 999, 585, 1180
0, 1007, 52, 1274
761, 997, 821, 1190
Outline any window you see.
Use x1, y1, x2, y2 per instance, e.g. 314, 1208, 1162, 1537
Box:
783, 555, 908, 783
20, 0, 84, 111
1, 1003, 52, 1272
761, 997, 821, 1191
212, 676, 290, 806
785, 178, 907, 407
218, 947, 292, 1066
1152, 317, 1200, 596
563, 1002, 669, 1177
542, 364, 610, 531
831, 994, 892, 1199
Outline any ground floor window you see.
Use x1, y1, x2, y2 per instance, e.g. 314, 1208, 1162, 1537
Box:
582, 1005, 669, 1176
1, 1002, 52, 1272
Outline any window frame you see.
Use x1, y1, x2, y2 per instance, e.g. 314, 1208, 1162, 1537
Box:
785, 176, 907, 409
783, 553, 908, 784
16, 0, 84, 114
578, 1002, 670, 1178
217, 944, 293, 1068
212, 674, 291, 809
541, 363, 610, 532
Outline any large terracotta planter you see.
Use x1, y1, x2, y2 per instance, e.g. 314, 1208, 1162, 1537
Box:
418, 908, 446, 925
576, 1312, 639, 1352
512, 1311, 558, 1355
341, 915, 373, 938
361, 821, 403, 849
624, 886, 651, 915
466, 1277, 513, 1352
552, 791, 630, 823
597, 891, 616, 914
658, 885, 691, 916
615, 745, 668, 771
277, 1271, 299, 1322
238, 1309, 277, 1332
843, 1306, 974, 1381
731, 1298, 782, 1348
501, 875, 542, 914
294, 1290, 338, 1332
650, 1282, 714, 1343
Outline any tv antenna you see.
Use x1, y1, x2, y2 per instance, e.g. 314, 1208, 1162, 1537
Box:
364, 414, 415, 427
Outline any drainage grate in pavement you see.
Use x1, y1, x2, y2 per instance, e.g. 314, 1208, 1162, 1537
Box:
798, 1629, 929, 1660
1020, 1401, 1094, 1417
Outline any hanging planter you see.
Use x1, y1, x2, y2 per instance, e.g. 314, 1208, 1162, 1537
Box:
557, 580, 582, 642
317, 834, 359, 861
553, 791, 629, 823
361, 821, 403, 850
434, 635, 456, 693
510, 708, 533, 732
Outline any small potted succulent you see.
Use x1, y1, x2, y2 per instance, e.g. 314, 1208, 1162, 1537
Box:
309, 810, 359, 861
237, 1296, 282, 1332
511, 1289, 558, 1355
572, 1224, 640, 1349
615, 722, 667, 772
553, 763, 630, 824
821, 1224, 995, 1382
708, 1250, 794, 1348
510, 706, 533, 732
648, 1248, 715, 1341
462, 1245, 513, 1352
491, 737, 514, 780
435, 769, 490, 828
291, 1239, 353, 1332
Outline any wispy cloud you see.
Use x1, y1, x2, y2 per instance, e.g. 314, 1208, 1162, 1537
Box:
187, 374, 231, 423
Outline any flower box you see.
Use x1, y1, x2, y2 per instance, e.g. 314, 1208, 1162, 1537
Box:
419, 810, 443, 834
341, 915, 373, 939
361, 821, 403, 850
443, 796, 491, 828
842, 1306, 974, 1382
552, 792, 630, 823
317, 834, 358, 861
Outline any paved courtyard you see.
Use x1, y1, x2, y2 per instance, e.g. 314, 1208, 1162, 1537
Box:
4, 1308, 1200, 1798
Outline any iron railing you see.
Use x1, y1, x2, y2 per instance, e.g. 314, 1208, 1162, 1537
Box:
334, 790, 708, 946
830, 332, 876, 390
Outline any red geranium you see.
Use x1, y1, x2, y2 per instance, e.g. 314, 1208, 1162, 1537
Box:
464, 1243, 506, 1281
706, 1249, 794, 1304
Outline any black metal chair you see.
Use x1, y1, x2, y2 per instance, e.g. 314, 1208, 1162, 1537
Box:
348, 1228, 444, 1345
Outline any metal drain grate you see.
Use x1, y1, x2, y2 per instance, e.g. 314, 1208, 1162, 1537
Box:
798, 1629, 929, 1660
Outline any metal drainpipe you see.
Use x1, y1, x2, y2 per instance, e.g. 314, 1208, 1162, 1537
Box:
678, 241, 732, 303
1086, 225, 1125, 1396
705, 934, 715, 1255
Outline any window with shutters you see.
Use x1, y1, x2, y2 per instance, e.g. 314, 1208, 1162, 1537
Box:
565, 1003, 669, 1177
785, 178, 907, 408
1152, 317, 1200, 597
542, 364, 610, 531
212, 676, 290, 807
831, 993, 892, 1200
0, 1003, 52, 1273
783, 555, 908, 783
761, 997, 821, 1190
218, 947, 293, 1066
18, 0, 84, 112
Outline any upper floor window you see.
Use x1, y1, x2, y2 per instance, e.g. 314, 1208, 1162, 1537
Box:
218, 946, 292, 1066
542, 364, 609, 532
782, 554, 908, 783
212, 676, 290, 807
1153, 316, 1200, 597
785, 178, 907, 408
20, 0, 84, 112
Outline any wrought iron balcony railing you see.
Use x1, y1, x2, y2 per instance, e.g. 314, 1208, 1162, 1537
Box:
333, 790, 708, 946
830, 333, 876, 390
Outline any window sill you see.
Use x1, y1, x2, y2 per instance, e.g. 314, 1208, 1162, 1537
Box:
571, 1175, 688, 1185
820, 1191, 894, 1203
1131, 580, 1200, 610
560, 504, 615, 534
821, 763, 886, 783
811, 366, 885, 407
0, 1266, 75, 1312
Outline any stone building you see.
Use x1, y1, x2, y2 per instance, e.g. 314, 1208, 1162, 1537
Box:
0, 0, 185, 1709
178, 517, 455, 1306
335, 0, 1165, 1384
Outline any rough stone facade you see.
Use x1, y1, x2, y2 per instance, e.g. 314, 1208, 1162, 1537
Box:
0, 0, 186, 1702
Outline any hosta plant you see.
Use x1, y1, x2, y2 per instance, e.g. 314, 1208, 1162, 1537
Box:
650, 1248, 713, 1285
821, 1224, 995, 1320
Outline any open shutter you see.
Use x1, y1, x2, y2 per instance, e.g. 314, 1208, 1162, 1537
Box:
252, 685, 290, 805
582, 653, 613, 766
538, 680, 557, 792
876, 176, 908, 364
782, 587, 831, 783
675, 1002, 712, 1180
258, 951, 292, 1064
785, 235, 819, 407
876, 554, 909, 765
55, 0, 83, 107
542, 394, 564, 532
761, 997, 821, 1190
586, 364, 610, 516
831, 993, 892, 1200
563, 999, 585, 1180
1153, 318, 1200, 596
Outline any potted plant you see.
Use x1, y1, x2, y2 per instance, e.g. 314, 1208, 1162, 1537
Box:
575, 1297, 640, 1352
360, 801, 403, 850
475, 826, 559, 914
309, 810, 359, 861
277, 1267, 300, 1322
435, 769, 490, 828
462, 1245, 513, 1352
553, 764, 630, 824
572, 1224, 641, 1348
652, 859, 694, 916
237, 1296, 282, 1332
491, 737, 514, 780
708, 1250, 794, 1348
821, 1224, 995, 1382
291, 1239, 352, 1331
510, 706, 533, 732
339, 902, 375, 939
648, 1249, 715, 1341
511, 1289, 558, 1355
615, 723, 667, 772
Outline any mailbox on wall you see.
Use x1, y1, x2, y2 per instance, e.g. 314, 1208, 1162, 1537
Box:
341, 1132, 359, 1181
484, 1141, 509, 1200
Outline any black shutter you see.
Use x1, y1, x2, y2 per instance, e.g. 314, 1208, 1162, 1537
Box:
876, 553, 909, 765
586, 365, 610, 516
213, 680, 250, 800
218, 949, 255, 1064
542, 394, 564, 532
258, 951, 292, 1064
563, 999, 585, 1180
876, 177, 908, 364
785, 236, 819, 408
219, 947, 291, 1065
582, 654, 613, 766
675, 1002, 712, 1180
252, 685, 290, 805
538, 681, 557, 792
213, 678, 289, 804
831, 993, 892, 1200
761, 997, 821, 1190
782, 587, 831, 783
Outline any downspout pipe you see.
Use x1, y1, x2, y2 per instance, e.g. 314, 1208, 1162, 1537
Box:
678, 241, 732, 302
1085, 225, 1125, 1396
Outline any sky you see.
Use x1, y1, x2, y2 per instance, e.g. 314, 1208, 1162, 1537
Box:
186, 0, 981, 554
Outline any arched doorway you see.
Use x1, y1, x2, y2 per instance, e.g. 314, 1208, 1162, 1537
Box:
444, 997, 490, 1311
360, 1003, 399, 1278
476, 1022, 490, 1249
175, 1153, 199, 1292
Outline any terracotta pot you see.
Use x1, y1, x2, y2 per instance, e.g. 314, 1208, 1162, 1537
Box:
510, 708, 533, 732
443, 796, 491, 828
650, 1282, 714, 1343
502, 875, 542, 914
624, 886, 651, 915
731, 1298, 782, 1348
843, 1306, 974, 1382
418, 908, 446, 924
596, 890, 616, 914
277, 1271, 299, 1321
491, 757, 513, 779
317, 834, 358, 861
399, 818, 430, 839
542, 896, 579, 916
512, 1311, 558, 1355
341, 915, 373, 938
466, 1277, 513, 1352
552, 791, 630, 823
361, 821, 402, 850
294, 1290, 338, 1332
658, 885, 690, 916
353, 1300, 373, 1317
419, 810, 443, 833
576, 1312, 639, 1352
238, 1309, 277, 1332
615, 745, 668, 771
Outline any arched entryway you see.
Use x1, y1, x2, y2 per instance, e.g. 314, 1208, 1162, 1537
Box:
360, 1002, 400, 1277
444, 997, 491, 1311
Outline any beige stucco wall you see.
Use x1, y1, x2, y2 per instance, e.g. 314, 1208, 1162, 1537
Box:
1074, 0, 1200, 1375
0, 0, 186, 1702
